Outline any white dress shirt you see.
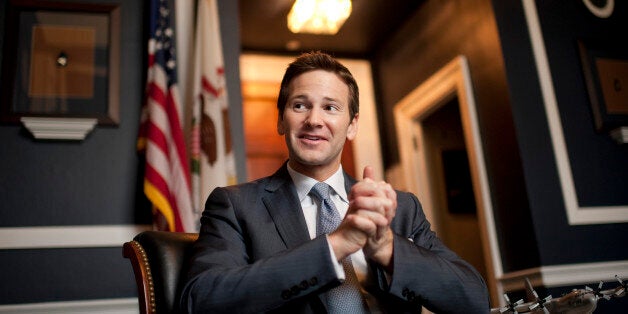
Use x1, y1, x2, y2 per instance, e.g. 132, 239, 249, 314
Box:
287, 164, 383, 313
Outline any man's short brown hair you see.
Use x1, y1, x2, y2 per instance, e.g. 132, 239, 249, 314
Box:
277, 51, 359, 120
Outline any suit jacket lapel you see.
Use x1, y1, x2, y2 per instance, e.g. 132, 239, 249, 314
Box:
260, 167, 358, 312
344, 171, 357, 193
261, 166, 358, 249
262, 165, 311, 249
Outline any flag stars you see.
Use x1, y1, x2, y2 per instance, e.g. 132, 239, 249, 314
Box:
159, 5, 169, 18
167, 59, 176, 70
148, 0, 178, 82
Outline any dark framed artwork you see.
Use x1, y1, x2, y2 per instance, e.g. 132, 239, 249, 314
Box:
578, 40, 628, 133
1, 0, 120, 125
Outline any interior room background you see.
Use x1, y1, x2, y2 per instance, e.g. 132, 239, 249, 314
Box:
0, 0, 626, 312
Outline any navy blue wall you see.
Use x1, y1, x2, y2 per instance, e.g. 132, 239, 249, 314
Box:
0, 0, 243, 305
0, 0, 146, 304
373, 1, 627, 310
373, 0, 628, 274
0, 0, 147, 228
1, 0, 625, 308
492, 0, 628, 267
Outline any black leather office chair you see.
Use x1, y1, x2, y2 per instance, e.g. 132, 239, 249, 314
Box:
123, 231, 198, 314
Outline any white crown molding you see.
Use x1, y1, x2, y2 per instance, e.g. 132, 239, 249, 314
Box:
0, 298, 138, 314
0, 225, 151, 249
499, 260, 628, 292
20, 117, 98, 140
522, 0, 628, 225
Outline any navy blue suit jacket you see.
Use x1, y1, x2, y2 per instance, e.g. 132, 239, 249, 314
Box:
180, 165, 489, 313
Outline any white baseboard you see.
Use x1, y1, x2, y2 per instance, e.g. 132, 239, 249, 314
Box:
0, 225, 151, 249
499, 260, 628, 292
0, 298, 138, 314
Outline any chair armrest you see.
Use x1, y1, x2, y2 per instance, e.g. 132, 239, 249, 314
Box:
123, 240, 156, 314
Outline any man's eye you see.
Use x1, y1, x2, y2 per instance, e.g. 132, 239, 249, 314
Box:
292, 103, 306, 111
325, 105, 339, 112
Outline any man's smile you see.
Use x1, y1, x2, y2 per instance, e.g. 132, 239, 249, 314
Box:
299, 133, 327, 142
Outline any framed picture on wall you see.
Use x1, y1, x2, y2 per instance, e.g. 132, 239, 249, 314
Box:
0, 0, 120, 126
578, 40, 628, 134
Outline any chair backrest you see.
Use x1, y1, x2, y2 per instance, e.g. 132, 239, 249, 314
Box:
123, 231, 198, 314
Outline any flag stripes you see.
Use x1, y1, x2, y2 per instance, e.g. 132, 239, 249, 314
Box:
139, 0, 195, 232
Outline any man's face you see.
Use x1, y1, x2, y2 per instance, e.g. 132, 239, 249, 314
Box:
278, 70, 358, 178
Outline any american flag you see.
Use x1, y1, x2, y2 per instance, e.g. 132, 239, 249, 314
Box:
138, 0, 195, 232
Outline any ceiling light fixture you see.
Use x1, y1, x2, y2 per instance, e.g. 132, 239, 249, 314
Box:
287, 0, 352, 35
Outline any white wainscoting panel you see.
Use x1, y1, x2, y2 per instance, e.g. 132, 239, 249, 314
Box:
0, 225, 151, 249
499, 260, 628, 292
0, 298, 138, 314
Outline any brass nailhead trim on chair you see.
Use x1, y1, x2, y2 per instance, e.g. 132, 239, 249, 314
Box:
131, 241, 157, 313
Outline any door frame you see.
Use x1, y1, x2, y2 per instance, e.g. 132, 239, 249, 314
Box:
393, 56, 501, 302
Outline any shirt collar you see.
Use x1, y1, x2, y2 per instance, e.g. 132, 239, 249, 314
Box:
287, 164, 348, 204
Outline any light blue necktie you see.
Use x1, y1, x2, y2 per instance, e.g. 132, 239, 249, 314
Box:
311, 182, 368, 313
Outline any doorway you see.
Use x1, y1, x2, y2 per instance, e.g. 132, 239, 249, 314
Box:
393, 56, 501, 304
421, 97, 486, 280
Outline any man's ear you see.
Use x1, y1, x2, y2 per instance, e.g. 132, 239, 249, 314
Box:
346, 113, 359, 141
277, 117, 285, 135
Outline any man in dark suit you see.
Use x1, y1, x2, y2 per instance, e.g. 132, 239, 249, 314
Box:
181, 52, 489, 313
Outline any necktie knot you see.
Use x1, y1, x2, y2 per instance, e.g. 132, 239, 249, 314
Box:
310, 182, 331, 202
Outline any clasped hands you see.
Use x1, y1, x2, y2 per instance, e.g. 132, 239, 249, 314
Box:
328, 166, 397, 270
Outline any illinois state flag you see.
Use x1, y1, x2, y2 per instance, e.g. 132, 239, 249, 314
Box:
138, 0, 195, 232
190, 0, 237, 220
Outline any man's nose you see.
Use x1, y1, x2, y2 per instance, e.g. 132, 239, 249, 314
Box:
306, 107, 323, 126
